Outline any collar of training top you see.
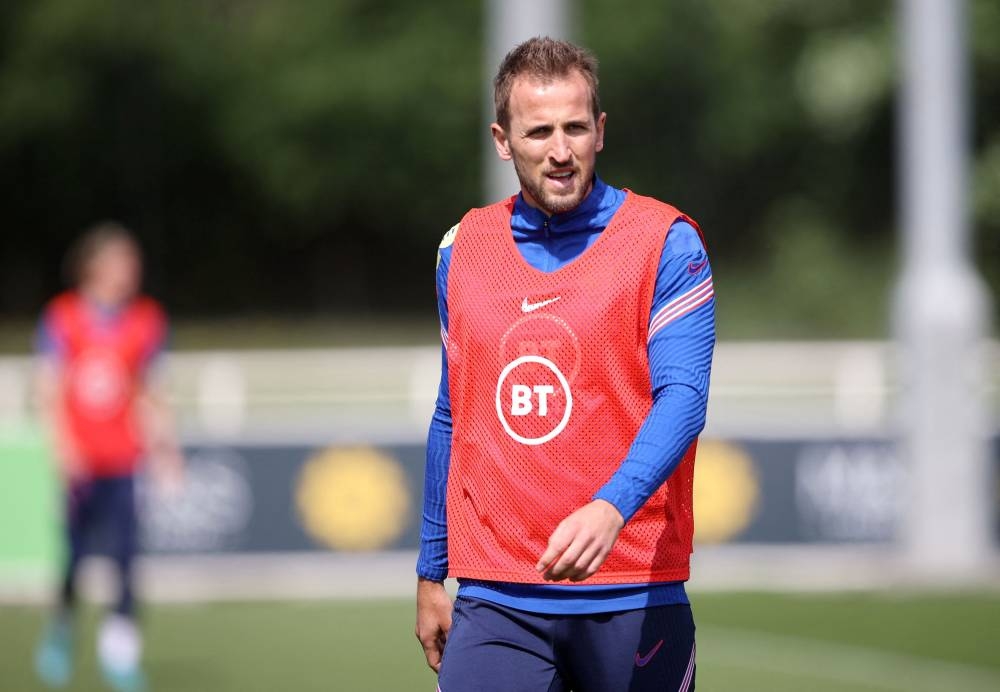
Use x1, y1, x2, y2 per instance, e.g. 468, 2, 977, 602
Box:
511, 175, 624, 238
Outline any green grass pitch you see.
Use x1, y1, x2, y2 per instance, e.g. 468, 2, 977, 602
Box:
1, 591, 998, 691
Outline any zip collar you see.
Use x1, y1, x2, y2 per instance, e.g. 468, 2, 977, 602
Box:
511, 175, 625, 239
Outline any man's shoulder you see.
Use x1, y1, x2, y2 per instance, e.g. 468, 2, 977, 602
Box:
437, 197, 508, 249
45, 290, 80, 312
664, 222, 706, 256
41, 291, 82, 327
129, 295, 167, 324
439, 223, 459, 251
460, 196, 517, 229
437, 195, 515, 264
437, 222, 460, 271
621, 191, 704, 252
623, 190, 687, 218
36, 292, 77, 356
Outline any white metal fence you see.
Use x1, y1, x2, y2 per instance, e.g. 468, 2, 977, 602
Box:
2, 341, 996, 599
2, 341, 996, 442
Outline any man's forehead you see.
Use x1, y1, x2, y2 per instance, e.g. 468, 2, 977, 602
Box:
510, 70, 589, 95
507, 72, 593, 122
95, 241, 138, 259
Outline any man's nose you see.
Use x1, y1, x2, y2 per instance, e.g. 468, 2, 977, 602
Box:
549, 131, 572, 164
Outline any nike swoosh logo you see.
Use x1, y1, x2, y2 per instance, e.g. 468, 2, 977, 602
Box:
634, 639, 664, 668
521, 296, 561, 313
687, 259, 708, 275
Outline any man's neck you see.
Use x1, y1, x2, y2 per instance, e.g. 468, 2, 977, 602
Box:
80, 287, 129, 313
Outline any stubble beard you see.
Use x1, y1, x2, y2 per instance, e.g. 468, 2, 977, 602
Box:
512, 155, 590, 217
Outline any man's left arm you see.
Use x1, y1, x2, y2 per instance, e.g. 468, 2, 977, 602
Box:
537, 220, 715, 581
137, 315, 185, 492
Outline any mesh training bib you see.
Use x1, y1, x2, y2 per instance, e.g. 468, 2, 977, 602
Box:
446, 191, 698, 584
48, 292, 166, 476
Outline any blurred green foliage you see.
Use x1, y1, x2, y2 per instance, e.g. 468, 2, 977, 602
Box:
0, 0, 996, 338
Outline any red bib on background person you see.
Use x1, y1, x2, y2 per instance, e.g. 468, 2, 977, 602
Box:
45, 292, 166, 477
446, 191, 700, 584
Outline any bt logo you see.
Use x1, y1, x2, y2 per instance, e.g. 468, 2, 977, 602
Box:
71, 349, 129, 419
495, 355, 572, 446
510, 384, 556, 416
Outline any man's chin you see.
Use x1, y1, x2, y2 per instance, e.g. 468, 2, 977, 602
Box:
516, 175, 586, 215
541, 192, 585, 216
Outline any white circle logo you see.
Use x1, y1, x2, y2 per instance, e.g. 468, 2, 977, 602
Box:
495, 355, 572, 446
72, 349, 129, 420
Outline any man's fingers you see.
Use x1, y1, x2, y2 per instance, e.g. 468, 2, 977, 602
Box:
421, 643, 442, 672
549, 540, 601, 581
415, 577, 453, 671
543, 533, 593, 580
568, 542, 611, 581
424, 641, 442, 672
539, 501, 626, 580
416, 628, 445, 672
567, 542, 603, 580
415, 621, 449, 668
544, 549, 582, 580
536, 523, 573, 572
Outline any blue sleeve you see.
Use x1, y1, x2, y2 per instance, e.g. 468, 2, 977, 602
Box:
592, 221, 716, 521
141, 329, 169, 383
416, 227, 457, 581
143, 309, 169, 368
34, 309, 65, 359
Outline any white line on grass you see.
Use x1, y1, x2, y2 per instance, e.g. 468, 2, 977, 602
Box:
701, 625, 1000, 692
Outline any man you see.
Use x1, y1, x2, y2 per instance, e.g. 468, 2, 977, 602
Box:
34, 222, 184, 692
415, 37, 715, 691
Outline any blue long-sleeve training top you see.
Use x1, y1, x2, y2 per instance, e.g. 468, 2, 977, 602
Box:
417, 176, 716, 615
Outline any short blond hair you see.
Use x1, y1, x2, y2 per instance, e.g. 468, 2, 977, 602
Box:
63, 220, 140, 287
493, 36, 601, 130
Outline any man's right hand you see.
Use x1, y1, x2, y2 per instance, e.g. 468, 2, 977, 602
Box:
415, 577, 452, 673
57, 443, 88, 485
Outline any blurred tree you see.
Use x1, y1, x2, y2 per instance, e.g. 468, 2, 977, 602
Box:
0, 0, 995, 339
584, 0, 997, 337
0, 0, 481, 316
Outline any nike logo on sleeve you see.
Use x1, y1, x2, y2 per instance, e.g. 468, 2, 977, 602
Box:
687, 259, 708, 275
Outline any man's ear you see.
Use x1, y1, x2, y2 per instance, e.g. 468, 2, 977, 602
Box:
491, 123, 513, 161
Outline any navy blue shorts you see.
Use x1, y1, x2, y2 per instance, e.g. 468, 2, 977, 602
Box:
62, 474, 138, 615
438, 597, 696, 692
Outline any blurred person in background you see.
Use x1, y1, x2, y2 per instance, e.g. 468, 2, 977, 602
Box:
33, 222, 184, 692
416, 37, 715, 691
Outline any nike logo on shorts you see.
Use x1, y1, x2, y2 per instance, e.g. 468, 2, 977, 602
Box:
634, 639, 665, 667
